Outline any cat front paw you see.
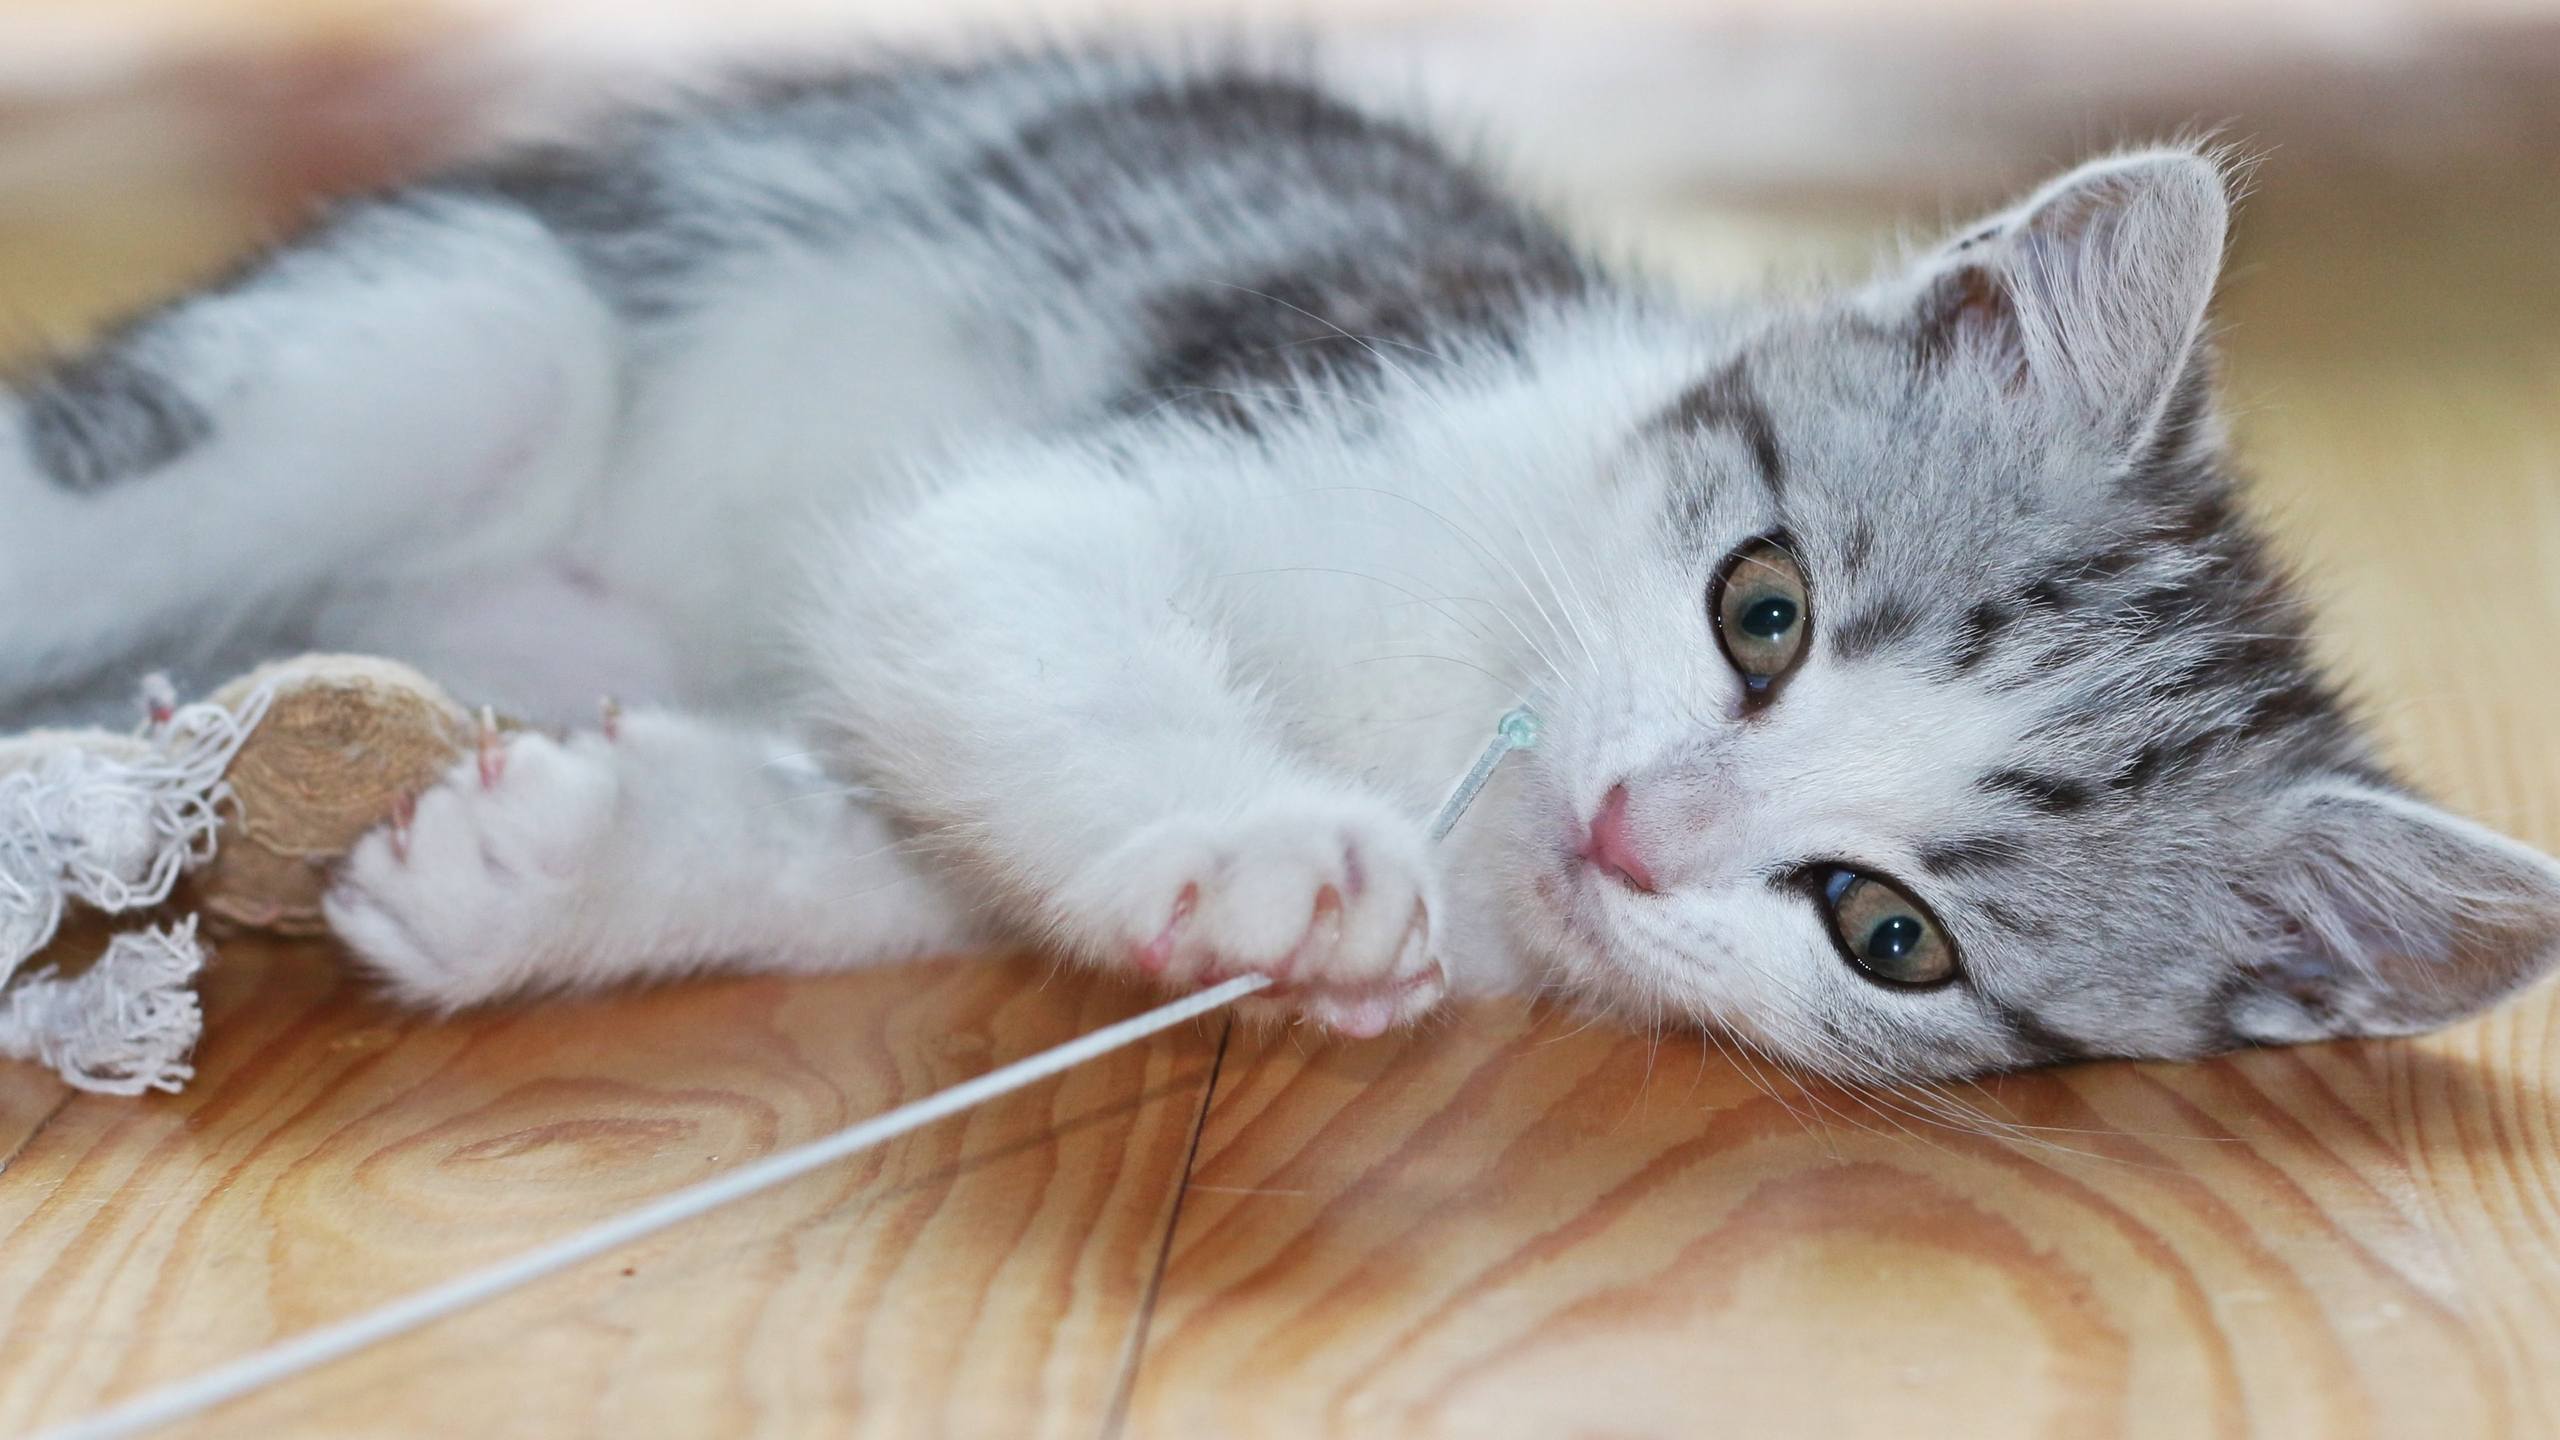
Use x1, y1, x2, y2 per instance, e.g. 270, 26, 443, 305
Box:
1069, 794, 1446, 1037
323, 727, 619, 1009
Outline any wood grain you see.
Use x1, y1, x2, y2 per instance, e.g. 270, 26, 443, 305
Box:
0, 943, 1222, 1437
1125, 1005, 2560, 1438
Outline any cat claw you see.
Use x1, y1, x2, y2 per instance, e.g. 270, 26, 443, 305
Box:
1093, 803, 1443, 1034
474, 706, 506, 789
1133, 882, 1198, 975
1179, 885, 1344, 990
388, 793, 417, 862
1272, 885, 1343, 984
139, 673, 178, 731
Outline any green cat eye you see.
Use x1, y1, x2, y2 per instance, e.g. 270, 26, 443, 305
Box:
1711, 538, 1812, 694
1819, 868, 1957, 986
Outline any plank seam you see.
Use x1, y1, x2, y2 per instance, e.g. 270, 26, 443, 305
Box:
0, 1089, 75, 1180
1099, 1015, 1232, 1440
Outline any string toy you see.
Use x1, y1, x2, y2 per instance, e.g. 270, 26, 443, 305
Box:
42, 705, 1541, 1440
0, 684, 274, 1094
2, 654, 503, 1096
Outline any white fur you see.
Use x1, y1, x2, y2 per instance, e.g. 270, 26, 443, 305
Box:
324, 712, 971, 1006
7, 59, 2551, 1072
2, 201, 621, 708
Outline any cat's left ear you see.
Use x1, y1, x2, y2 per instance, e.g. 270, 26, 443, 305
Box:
2224, 780, 2560, 1046
1866, 146, 2232, 460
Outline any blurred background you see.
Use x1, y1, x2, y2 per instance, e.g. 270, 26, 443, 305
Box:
1, 0, 2554, 348
0, 0, 2554, 826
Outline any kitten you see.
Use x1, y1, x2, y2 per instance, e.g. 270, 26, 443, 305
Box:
5, 50, 2554, 1080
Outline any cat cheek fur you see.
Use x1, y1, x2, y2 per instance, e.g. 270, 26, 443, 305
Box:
1550, 870, 2020, 1083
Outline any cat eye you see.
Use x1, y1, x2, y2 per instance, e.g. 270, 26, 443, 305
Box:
1818, 868, 1957, 986
1711, 538, 1812, 694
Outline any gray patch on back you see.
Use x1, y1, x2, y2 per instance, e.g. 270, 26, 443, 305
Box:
445, 53, 1596, 411
436, 56, 1030, 319
1092, 77, 1593, 419
22, 349, 210, 491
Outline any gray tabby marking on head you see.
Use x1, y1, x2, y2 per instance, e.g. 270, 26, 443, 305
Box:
1607, 147, 2560, 1079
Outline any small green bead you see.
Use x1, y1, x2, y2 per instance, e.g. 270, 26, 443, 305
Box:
1497, 706, 1542, 751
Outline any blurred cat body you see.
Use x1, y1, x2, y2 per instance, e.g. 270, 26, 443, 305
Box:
6, 50, 2555, 1078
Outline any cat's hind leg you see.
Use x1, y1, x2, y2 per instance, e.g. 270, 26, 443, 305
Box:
1, 193, 623, 711
324, 709, 976, 1008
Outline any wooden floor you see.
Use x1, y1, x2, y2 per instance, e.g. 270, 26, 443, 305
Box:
5, 106, 2560, 1440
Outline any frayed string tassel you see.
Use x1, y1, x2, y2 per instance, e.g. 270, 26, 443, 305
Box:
82, 682, 274, 914
0, 679, 272, 1096
0, 919, 206, 1096
0, 837, 68, 978
0, 683, 273, 976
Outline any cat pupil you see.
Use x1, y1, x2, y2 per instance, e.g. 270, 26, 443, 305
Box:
1865, 915, 1922, 961
1741, 596, 1797, 638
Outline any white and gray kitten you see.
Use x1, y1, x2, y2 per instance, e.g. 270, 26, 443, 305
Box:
6, 50, 2554, 1081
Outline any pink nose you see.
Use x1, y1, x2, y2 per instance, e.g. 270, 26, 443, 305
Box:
1580, 783, 1657, 893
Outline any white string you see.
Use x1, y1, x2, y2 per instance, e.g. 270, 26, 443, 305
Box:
38, 974, 1268, 1440
69, 683, 274, 915
1428, 706, 1540, 841
0, 683, 275, 977
42, 706, 1538, 1440
0, 919, 206, 1096
0, 682, 272, 1095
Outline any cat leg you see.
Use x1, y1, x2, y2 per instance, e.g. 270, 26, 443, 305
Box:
0, 195, 622, 709
806, 472, 1449, 1037
323, 709, 975, 1008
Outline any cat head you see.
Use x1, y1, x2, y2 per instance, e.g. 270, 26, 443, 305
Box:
1510, 146, 2560, 1081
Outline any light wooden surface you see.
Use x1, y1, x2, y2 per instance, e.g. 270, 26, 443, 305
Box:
0, 944, 1224, 1438
4, 53, 2560, 1440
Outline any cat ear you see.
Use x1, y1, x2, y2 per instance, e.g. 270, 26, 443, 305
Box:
2225, 781, 2560, 1046
1868, 147, 2231, 459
